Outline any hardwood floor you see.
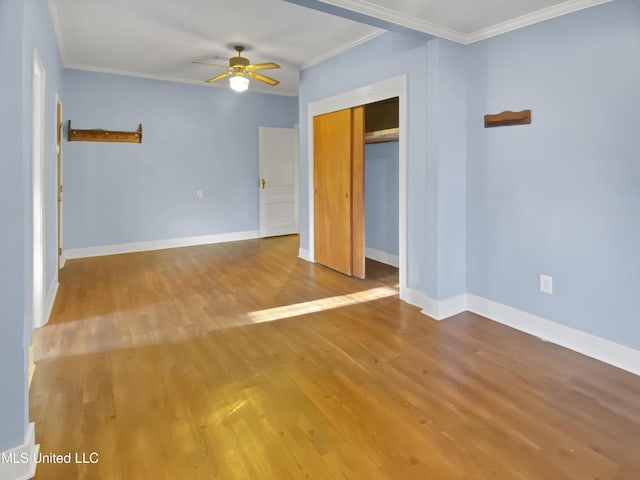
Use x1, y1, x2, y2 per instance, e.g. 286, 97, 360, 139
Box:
31, 235, 640, 479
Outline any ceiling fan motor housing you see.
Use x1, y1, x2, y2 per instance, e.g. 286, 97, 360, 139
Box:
230, 56, 250, 69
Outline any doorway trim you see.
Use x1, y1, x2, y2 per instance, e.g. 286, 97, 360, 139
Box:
55, 95, 65, 269
307, 74, 407, 292
32, 48, 46, 329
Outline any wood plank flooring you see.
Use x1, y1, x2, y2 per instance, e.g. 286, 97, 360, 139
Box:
31, 235, 640, 479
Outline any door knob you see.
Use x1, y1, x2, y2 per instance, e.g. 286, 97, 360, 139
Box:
261, 178, 266, 189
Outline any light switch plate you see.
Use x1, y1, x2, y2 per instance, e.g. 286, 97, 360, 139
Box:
196, 190, 203, 199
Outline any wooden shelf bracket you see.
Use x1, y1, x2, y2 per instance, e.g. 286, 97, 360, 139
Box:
68, 120, 143, 143
484, 110, 531, 128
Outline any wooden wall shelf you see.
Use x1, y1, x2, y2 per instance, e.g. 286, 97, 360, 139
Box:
68, 120, 143, 143
484, 110, 531, 128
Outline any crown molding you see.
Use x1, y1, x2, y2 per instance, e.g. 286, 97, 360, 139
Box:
63, 64, 299, 96
312, 0, 613, 45
301, 29, 384, 69
465, 0, 614, 44
313, 0, 467, 43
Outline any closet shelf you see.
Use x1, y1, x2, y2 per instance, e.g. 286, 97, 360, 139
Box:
364, 127, 399, 144
67, 120, 143, 143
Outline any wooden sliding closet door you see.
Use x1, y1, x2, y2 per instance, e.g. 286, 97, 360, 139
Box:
350, 106, 365, 278
313, 106, 365, 277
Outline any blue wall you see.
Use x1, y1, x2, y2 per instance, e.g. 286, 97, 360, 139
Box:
466, 0, 640, 349
0, 0, 28, 454
365, 142, 399, 256
429, 39, 467, 299
0, 0, 63, 453
63, 71, 298, 248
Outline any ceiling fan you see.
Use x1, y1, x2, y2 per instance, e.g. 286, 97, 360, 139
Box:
193, 45, 280, 92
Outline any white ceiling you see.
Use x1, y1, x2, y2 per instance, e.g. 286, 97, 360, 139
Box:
48, 0, 381, 96
48, 0, 613, 95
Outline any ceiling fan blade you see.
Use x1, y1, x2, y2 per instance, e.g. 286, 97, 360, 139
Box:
206, 71, 233, 83
247, 71, 279, 86
246, 62, 281, 71
192, 61, 229, 69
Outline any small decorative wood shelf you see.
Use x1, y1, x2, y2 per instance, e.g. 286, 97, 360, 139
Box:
67, 120, 143, 143
484, 110, 531, 128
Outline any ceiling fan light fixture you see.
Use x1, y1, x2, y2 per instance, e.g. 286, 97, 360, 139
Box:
194, 45, 279, 89
229, 74, 249, 92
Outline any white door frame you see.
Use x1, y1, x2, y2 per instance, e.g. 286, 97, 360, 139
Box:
294, 124, 300, 232
32, 49, 46, 329
307, 75, 407, 293
55, 94, 65, 269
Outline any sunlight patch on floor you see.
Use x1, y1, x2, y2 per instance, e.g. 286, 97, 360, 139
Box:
245, 285, 399, 324
33, 285, 399, 360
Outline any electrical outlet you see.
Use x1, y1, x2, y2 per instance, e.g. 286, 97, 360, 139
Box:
539, 274, 553, 294
196, 190, 203, 199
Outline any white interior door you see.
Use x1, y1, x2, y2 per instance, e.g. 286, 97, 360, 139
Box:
32, 49, 46, 328
259, 127, 298, 237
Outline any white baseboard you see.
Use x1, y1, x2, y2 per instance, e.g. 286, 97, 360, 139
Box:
0, 423, 39, 480
437, 293, 470, 320
298, 248, 312, 262
400, 287, 640, 376
64, 230, 260, 259
44, 275, 59, 326
401, 286, 440, 318
401, 287, 467, 321
466, 294, 640, 377
31, 276, 59, 384
365, 247, 399, 268
28, 345, 35, 389
33, 275, 58, 329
